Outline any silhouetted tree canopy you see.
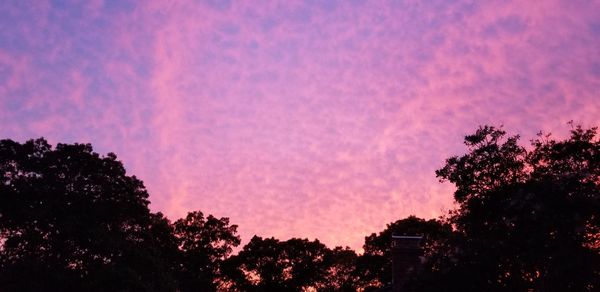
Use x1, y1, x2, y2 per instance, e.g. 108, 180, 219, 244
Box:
417, 125, 600, 291
0, 138, 242, 292
319, 246, 361, 291
0, 138, 178, 291
173, 211, 241, 291
1, 124, 597, 291
223, 236, 331, 291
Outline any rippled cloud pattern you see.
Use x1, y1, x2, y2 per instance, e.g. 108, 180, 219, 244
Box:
1, 0, 599, 249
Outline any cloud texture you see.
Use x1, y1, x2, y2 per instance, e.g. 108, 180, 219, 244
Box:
1, 0, 599, 249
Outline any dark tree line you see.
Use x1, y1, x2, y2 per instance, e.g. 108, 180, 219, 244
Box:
0, 124, 598, 291
415, 124, 600, 291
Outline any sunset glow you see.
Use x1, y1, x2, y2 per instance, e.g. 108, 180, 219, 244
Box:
1, 0, 599, 250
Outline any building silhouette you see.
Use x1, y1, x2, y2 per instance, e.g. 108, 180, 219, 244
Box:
391, 235, 423, 291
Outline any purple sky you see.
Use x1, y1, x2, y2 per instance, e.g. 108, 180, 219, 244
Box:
1, 0, 599, 250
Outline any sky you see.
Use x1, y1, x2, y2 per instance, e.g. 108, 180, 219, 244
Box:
1, 0, 599, 250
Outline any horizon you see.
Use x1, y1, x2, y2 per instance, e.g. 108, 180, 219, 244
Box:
1, 0, 599, 250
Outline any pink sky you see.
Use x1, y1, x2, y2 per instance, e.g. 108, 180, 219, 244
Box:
1, 0, 599, 250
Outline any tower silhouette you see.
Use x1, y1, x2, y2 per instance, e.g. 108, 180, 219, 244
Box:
391, 235, 423, 292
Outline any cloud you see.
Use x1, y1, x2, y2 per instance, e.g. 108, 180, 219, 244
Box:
0, 0, 598, 250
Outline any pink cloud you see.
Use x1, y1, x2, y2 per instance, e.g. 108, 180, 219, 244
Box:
0, 0, 598, 250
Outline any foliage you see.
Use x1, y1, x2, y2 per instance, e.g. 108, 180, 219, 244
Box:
2, 124, 597, 291
223, 236, 331, 291
423, 125, 600, 291
319, 246, 361, 291
0, 138, 242, 292
0, 138, 178, 291
173, 211, 241, 291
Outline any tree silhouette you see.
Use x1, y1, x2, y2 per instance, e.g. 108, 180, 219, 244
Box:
0, 138, 178, 291
173, 211, 241, 291
318, 246, 361, 291
2, 124, 596, 291
418, 125, 600, 291
223, 236, 330, 291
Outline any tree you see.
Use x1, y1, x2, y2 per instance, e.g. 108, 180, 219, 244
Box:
318, 246, 361, 292
223, 236, 330, 291
173, 211, 241, 291
0, 138, 178, 291
424, 125, 600, 291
